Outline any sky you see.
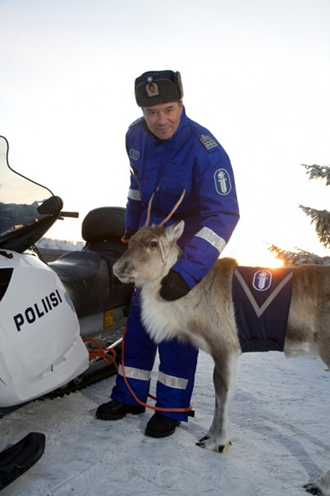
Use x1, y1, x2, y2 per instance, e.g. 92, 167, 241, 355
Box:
1, 0, 330, 266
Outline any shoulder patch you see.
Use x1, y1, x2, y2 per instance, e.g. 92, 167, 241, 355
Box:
199, 134, 218, 150
214, 168, 232, 195
129, 117, 143, 129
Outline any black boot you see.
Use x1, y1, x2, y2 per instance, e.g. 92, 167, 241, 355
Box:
96, 400, 145, 420
145, 413, 180, 438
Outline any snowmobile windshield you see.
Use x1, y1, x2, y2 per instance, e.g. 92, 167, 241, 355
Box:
0, 136, 63, 252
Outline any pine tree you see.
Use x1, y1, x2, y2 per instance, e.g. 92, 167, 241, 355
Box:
269, 164, 330, 266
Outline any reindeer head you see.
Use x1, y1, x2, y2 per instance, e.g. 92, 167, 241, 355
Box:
113, 221, 185, 287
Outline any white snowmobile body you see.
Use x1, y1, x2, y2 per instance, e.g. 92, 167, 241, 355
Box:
0, 135, 132, 408
0, 250, 88, 406
0, 135, 91, 407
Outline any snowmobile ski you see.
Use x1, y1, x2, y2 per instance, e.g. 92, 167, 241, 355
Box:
0, 432, 46, 491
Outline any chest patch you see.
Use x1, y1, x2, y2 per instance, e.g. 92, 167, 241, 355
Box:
129, 149, 140, 161
199, 134, 218, 150
232, 266, 294, 352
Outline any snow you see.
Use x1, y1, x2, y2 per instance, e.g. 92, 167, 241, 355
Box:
36, 238, 84, 251
1, 351, 329, 496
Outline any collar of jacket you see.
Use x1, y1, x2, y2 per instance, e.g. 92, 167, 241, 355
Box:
141, 106, 192, 150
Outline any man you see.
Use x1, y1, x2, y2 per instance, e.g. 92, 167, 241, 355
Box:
96, 70, 239, 438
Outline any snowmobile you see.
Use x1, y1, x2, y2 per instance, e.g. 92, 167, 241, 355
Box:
0, 135, 133, 408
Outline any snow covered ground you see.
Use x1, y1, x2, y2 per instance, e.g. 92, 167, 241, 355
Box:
1, 351, 329, 496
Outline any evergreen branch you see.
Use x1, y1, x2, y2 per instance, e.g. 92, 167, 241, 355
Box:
301, 164, 330, 185
268, 244, 330, 266
299, 205, 330, 248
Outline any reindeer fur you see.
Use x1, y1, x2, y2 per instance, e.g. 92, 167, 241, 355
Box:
113, 221, 330, 495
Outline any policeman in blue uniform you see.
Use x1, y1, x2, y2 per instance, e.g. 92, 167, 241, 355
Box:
96, 70, 240, 438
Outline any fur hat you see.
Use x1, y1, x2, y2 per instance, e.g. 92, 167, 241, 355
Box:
135, 70, 184, 107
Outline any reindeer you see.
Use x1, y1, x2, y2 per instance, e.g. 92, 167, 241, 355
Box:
113, 219, 330, 496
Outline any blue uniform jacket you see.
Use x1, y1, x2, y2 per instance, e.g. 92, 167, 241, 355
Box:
125, 107, 240, 288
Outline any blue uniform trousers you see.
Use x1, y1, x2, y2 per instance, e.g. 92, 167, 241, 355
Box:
111, 289, 199, 421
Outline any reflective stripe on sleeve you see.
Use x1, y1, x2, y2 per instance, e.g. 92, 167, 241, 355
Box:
118, 365, 151, 381
195, 226, 226, 253
128, 188, 141, 201
157, 371, 188, 390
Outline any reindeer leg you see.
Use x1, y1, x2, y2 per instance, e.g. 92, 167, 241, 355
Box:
304, 470, 330, 495
197, 350, 239, 453
302, 328, 330, 495
303, 348, 330, 494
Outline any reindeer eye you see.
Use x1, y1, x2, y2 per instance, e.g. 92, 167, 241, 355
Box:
149, 240, 158, 248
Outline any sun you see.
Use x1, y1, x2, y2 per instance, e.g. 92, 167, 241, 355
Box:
225, 245, 284, 269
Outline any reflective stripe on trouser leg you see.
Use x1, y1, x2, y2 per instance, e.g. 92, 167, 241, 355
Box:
156, 338, 199, 422
111, 289, 157, 406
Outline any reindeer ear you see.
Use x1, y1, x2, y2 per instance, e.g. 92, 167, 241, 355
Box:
165, 221, 185, 242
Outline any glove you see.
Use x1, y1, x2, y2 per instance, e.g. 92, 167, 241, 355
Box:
121, 229, 136, 244
160, 269, 191, 301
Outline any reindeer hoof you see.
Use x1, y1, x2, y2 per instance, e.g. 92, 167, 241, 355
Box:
218, 441, 232, 453
303, 483, 323, 495
196, 436, 232, 453
196, 436, 209, 448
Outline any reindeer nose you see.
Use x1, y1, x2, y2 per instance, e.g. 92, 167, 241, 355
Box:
113, 259, 130, 278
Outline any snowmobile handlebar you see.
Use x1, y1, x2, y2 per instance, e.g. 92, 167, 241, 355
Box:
59, 211, 79, 219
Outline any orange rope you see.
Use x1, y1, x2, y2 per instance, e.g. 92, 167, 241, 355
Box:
83, 338, 118, 370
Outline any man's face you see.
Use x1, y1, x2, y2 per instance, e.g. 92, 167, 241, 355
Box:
142, 101, 183, 140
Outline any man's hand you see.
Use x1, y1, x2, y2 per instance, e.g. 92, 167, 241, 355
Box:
121, 229, 136, 244
160, 269, 191, 301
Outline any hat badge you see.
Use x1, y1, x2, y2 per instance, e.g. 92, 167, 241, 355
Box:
145, 76, 159, 98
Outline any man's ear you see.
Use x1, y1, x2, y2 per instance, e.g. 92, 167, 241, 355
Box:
165, 220, 185, 243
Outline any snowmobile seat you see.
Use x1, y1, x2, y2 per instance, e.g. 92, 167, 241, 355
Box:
50, 207, 133, 319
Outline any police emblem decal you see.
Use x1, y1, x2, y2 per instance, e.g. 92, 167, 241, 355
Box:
252, 270, 273, 291
214, 168, 232, 195
129, 149, 140, 161
145, 76, 160, 98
